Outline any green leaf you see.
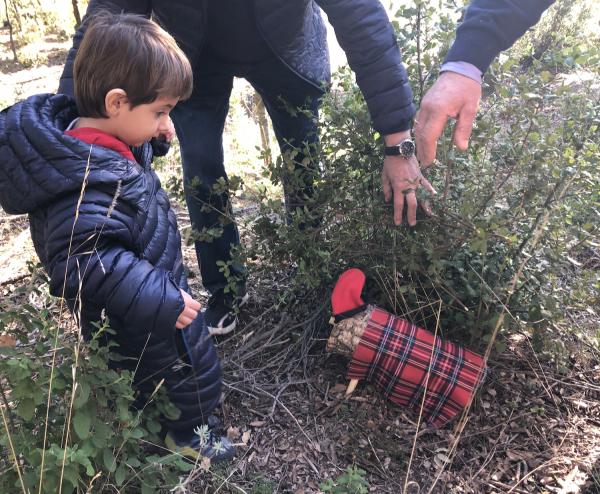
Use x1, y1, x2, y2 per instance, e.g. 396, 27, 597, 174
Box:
103, 448, 117, 473
141, 480, 157, 494
92, 422, 110, 448
129, 427, 145, 439
115, 465, 127, 486
17, 398, 35, 421
61, 464, 80, 490
74, 381, 91, 409
73, 410, 92, 439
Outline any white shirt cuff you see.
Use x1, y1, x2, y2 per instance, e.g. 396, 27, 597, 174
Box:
440, 61, 482, 84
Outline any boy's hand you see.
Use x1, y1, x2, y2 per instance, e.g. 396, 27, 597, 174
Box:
176, 289, 201, 329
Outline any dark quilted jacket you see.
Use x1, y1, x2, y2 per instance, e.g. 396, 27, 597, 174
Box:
58, 0, 415, 134
0, 94, 220, 431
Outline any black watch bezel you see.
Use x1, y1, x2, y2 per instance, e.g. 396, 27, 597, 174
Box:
384, 138, 415, 158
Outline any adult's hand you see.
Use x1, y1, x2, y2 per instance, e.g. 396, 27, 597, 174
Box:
382, 131, 436, 226
414, 71, 482, 168
157, 116, 176, 143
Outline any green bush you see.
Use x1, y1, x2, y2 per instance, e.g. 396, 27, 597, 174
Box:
240, 0, 600, 350
0, 268, 192, 493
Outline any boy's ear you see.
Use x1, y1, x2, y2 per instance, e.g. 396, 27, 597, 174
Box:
105, 89, 128, 117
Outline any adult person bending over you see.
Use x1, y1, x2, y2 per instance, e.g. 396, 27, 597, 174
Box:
58, 0, 553, 336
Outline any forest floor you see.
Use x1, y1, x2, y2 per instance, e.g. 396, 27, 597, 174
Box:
1, 26, 600, 493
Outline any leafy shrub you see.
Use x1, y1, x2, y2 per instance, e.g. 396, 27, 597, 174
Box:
239, 0, 600, 351
0, 268, 192, 493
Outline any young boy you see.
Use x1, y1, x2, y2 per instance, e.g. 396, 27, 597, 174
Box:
0, 13, 234, 461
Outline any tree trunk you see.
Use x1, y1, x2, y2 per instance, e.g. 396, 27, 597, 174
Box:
72, 0, 81, 28
3, 0, 18, 62
253, 91, 272, 166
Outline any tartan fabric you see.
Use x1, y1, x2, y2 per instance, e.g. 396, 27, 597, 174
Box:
347, 307, 487, 428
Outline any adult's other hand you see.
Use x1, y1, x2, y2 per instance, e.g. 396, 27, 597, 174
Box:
381, 133, 436, 226
414, 71, 482, 168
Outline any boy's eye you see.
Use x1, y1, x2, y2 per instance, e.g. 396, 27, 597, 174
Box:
156, 112, 165, 117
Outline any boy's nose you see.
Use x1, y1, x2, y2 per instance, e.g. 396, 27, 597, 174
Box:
158, 117, 169, 132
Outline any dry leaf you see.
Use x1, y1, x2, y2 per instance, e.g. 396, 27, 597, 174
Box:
0, 334, 17, 347
242, 430, 251, 444
227, 426, 241, 440
250, 420, 265, 427
200, 456, 211, 471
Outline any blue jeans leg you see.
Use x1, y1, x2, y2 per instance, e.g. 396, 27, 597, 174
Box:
246, 61, 323, 216
171, 52, 324, 293
170, 61, 245, 294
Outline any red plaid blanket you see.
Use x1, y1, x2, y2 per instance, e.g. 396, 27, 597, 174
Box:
347, 307, 487, 428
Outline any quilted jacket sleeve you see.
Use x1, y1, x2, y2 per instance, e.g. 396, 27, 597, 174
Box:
316, 0, 414, 135
58, 0, 152, 96
445, 0, 556, 73
44, 192, 184, 335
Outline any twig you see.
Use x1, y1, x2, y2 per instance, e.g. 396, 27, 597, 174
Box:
0, 379, 27, 494
403, 300, 442, 494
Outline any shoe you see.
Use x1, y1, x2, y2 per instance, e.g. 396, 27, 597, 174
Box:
205, 288, 249, 336
164, 418, 235, 463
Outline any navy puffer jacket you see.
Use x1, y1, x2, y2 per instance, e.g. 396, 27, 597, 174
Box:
0, 94, 220, 431
58, 0, 415, 134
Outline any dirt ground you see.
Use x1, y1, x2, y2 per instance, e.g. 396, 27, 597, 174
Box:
1, 27, 600, 494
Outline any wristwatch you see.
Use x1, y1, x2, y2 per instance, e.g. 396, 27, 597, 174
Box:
384, 138, 415, 158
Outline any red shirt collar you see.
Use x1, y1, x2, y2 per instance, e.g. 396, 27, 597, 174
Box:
65, 127, 135, 161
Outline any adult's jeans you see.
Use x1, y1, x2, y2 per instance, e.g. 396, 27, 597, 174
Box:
171, 49, 323, 294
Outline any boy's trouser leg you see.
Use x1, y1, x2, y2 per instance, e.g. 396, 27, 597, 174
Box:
128, 314, 222, 432
170, 55, 244, 294
246, 58, 323, 216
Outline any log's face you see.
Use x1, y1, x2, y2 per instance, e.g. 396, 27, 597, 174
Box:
326, 306, 373, 358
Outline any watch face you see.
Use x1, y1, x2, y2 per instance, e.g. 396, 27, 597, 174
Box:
400, 139, 415, 158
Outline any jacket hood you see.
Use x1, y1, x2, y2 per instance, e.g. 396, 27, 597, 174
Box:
0, 93, 146, 214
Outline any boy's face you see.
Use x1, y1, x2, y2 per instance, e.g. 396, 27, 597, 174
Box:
113, 96, 179, 147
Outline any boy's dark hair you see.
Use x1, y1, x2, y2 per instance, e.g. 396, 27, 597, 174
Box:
74, 12, 193, 118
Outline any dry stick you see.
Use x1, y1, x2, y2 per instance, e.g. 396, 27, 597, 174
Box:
425, 172, 577, 494
466, 265, 561, 412
468, 408, 515, 482
98, 342, 158, 494
224, 378, 316, 448
211, 434, 272, 492
403, 300, 443, 494
0, 379, 27, 494
268, 380, 308, 417
506, 425, 573, 493
39, 148, 91, 494
58, 259, 84, 488
521, 336, 563, 413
